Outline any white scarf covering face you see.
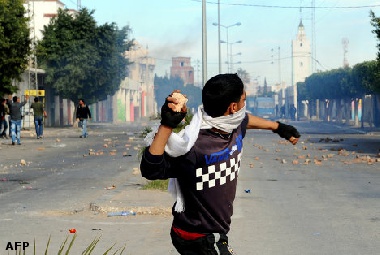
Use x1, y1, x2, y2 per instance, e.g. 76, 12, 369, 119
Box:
145, 104, 246, 212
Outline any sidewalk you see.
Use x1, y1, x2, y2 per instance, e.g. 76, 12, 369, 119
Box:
312, 119, 380, 135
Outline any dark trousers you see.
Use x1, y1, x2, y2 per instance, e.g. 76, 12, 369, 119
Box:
0, 118, 8, 136
170, 229, 235, 255
34, 116, 43, 137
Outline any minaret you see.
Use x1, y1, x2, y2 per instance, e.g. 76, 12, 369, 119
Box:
291, 19, 311, 119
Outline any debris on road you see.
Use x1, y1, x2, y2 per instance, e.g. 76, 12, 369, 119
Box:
107, 210, 136, 217
132, 167, 140, 175
105, 185, 116, 190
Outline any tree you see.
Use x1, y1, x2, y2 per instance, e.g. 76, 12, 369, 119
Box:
352, 60, 379, 94
369, 11, 380, 94
36, 8, 133, 104
154, 75, 202, 111
236, 68, 250, 85
0, 0, 31, 96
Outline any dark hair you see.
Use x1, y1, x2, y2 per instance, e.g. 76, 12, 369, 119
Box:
34, 97, 39, 102
202, 73, 244, 117
13, 96, 17, 103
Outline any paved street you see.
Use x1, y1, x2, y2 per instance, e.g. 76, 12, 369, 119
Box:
0, 120, 379, 255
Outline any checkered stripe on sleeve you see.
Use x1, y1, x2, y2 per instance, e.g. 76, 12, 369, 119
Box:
196, 153, 242, 191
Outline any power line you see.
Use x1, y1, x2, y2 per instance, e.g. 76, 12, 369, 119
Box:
190, 0, 380, 9
240, 54, 329, 70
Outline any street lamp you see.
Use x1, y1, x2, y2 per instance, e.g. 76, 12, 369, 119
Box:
212, 22, 241, 73
229, 38, 241, 72
223, 40, 242, 73
229, 52, 242, 73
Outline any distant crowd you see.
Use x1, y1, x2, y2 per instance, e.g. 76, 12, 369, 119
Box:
1, 96, 91, 145
0, 95, 44, 145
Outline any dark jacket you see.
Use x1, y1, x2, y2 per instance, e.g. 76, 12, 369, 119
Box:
76, 104, 91, 120
0, 103, 5, 121
140, 115, 249, 234
7, 100, 27, 121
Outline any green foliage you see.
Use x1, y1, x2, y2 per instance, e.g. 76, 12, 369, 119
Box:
369, 11, 380, 94
370, 11, 380, 61
0, 0, 31, 96
257, 77, 276, 97
173, 110, 193, 133
139, 112, 193, 191
353, 60, 380, 94
297, 81, 307, 101
140, 126, 153, 138
236, 68, 251, 84
142, 179, 169, 191
20, 234, 126, 254
300, 11, 380, 100
302, 64, 378, 101
36, 8, 133, 104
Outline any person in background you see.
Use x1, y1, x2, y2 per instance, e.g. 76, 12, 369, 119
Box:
140, 73, 300, 254
76, 99, 91, 138
30, 97, 45, 139
280, 105, 285, 119
0, 98, 9, 139
290, 104, 297, 121
7, 95, 29, 145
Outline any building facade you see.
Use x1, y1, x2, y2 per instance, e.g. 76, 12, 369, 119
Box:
125, 42, 157, 120
170, 57, 194, 85
16, 1, 155, 127
24, 0, 77, 41
291, 20, 312, 119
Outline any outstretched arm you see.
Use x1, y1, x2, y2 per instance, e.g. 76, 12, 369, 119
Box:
246, 113, 279, 130
246, 113, 301, 145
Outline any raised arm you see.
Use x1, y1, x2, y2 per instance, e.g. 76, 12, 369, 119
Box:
148, 125, 173, 155
149, 91, 187, 155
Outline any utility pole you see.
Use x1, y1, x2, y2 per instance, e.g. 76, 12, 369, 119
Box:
24, 0, 39, 129
311, 0, 316, 73
26, 1, 38, 94
217, 0, 221, 73
202, 0, 207, 86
